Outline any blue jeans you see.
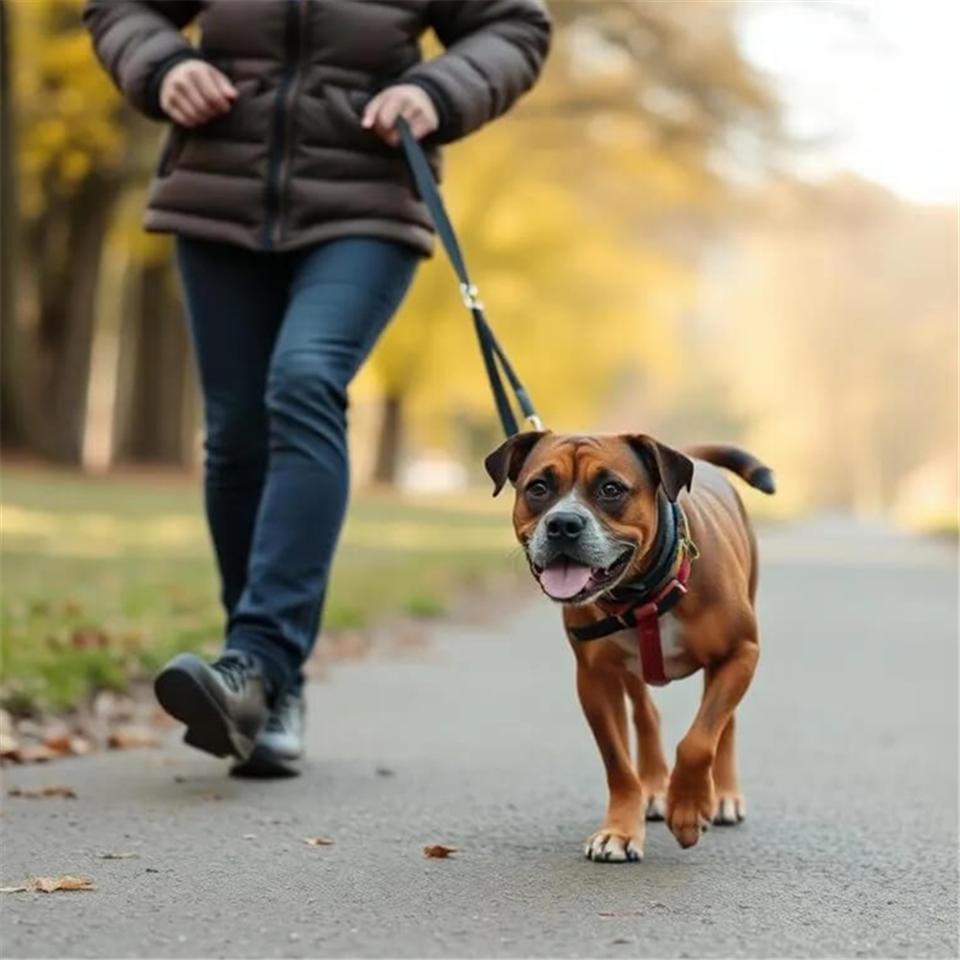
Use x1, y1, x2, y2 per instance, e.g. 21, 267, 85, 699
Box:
176, 236, 419, 697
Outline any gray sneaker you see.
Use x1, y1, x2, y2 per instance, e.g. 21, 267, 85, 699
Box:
230, 688, 305, 779
154, 652, 269, 762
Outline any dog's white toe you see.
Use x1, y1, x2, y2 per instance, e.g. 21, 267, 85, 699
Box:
645, 793, 667, 821
713, 794, 746, 825
584, 832, 644, 863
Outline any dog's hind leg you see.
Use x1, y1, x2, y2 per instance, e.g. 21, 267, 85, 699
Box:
711, 713, 746, 825
623, 673, 670, 821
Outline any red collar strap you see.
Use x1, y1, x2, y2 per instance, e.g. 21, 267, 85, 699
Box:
601, 551, 692, 685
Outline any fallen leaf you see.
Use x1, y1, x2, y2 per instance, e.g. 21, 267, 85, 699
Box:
7, 785, 77, 799
44, 735, 72, 754
42, 785, 78, 799
97, 852, 138, 860
422, 844, 457, 859
32, 876, 94, 893
15, 744, 56, 764
375, 766, 395, 777
108, 727, 160, 750
302, 836, 334, 846
0, 732, 21, 762
4, 876, 96, 893
44, 734, 91, 757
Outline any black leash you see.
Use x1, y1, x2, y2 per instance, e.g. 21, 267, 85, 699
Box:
397, 118, 541, 438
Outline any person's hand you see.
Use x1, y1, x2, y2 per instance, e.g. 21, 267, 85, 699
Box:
160, 60, 237, 127
362, 84, 439, 146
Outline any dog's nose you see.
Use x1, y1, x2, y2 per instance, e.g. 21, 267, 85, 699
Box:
546, 511, 586, 541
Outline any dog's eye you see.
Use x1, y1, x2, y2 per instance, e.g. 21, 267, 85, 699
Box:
525, 479, 551, 500
599, 480, 628, 500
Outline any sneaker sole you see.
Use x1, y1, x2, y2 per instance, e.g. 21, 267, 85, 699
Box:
230, 745, 302, 779
154, 654, 256, 761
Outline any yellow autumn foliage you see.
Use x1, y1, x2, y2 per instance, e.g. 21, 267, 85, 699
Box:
9, 0, 127, 219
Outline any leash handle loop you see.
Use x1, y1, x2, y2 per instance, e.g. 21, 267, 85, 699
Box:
396, 118, 541, 438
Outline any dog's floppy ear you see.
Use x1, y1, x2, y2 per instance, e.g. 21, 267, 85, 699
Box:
484, 431, 547, 497
623, 435, 694, 502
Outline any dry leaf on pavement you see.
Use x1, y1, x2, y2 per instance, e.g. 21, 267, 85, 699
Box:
33, 876, 95, 892
14, 744, 57, 764
108, 727, 160, 750
2, 877, 95, 893
422, 844, 457, 859
7, 785, 77, 799
44, 735, 91, 757
302, 836, 334, 846
0, 732, 20, 761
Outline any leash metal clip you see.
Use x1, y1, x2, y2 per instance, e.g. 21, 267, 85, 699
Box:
459, 282, 484, 312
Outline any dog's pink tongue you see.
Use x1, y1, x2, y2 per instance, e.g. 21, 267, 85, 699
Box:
538, 559, 593, 600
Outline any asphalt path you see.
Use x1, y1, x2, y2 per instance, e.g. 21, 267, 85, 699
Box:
2, 519, 957, 958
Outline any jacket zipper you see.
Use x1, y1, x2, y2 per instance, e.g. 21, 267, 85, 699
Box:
262, 0, 303, 249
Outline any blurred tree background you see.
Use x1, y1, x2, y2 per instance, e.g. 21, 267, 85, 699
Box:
1, 0, 956, 526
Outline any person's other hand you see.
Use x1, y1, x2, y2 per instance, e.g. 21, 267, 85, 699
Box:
361, 84, 438, 146
160, 60, 237, 127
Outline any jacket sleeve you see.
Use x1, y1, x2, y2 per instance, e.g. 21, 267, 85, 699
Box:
405, 0, 552, 144
82, 0, 202, 120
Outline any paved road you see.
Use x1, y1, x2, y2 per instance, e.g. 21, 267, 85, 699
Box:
2, 521, 957, 959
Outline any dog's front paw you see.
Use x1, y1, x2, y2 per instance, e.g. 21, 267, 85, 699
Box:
712, 792, 746, 825
666, 774, 714, 849
584, 827, 644, 863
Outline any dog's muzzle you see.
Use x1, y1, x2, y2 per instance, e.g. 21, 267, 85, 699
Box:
526, 500, 636, 603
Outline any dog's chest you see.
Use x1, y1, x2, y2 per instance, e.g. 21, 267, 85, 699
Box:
610, 613, 698, 683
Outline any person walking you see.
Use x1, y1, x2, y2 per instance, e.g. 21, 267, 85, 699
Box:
83, 0, 551, 777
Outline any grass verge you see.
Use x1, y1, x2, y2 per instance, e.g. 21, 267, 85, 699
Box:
1, 468, 520, 715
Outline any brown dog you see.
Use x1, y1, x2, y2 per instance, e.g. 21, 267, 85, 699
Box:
485, 431, 775, 862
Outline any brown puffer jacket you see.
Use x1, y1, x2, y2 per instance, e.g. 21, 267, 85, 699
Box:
82, 0, 551, 254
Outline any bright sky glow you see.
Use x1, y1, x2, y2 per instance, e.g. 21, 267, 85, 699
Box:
739, 0, 960, 204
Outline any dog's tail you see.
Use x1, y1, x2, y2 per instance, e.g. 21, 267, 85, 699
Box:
686, 445, 776, 495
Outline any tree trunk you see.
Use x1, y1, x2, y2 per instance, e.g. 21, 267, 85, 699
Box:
113, 258, 197, 466
29, 174, 123, 463
371, 392, 405, 486
0, 0, 26, 449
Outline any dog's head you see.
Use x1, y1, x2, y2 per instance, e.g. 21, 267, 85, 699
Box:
485, 431, 693, 605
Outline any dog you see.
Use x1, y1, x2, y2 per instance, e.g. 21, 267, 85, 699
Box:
484, 431, 775, 862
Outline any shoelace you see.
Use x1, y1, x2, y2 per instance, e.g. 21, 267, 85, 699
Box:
213, 656, 252, 694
